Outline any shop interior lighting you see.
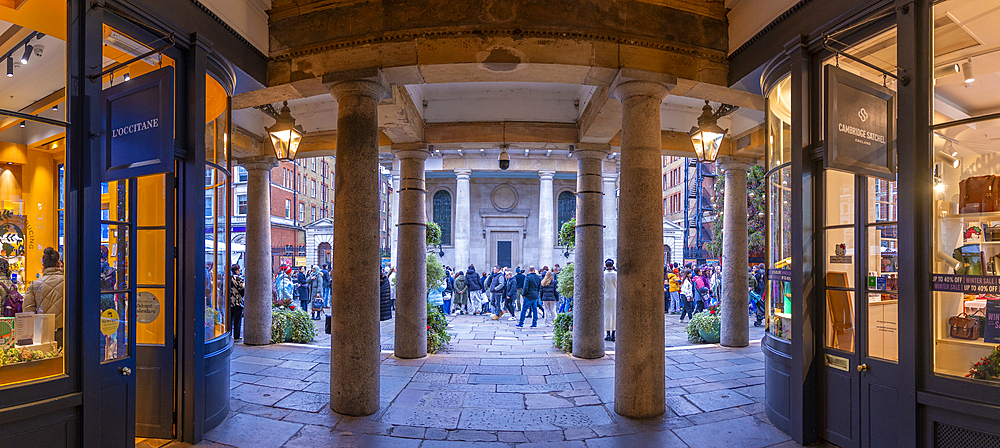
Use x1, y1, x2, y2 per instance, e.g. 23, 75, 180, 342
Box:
123, 72, 130, 81
934, 63, 960, 78
6, 58, 11, 77
103, 29, 161, 65
962, 59, 975, 83
936, 250, 963, 271
52, 104, 57, 111
936, 151, 960, 169
19, 121, 24, 128
19, 45, 31, 65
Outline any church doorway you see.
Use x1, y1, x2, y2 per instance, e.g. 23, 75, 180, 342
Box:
488, 231, 521, 271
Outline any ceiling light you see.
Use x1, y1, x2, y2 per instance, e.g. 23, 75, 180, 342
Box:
266, 101, 304, 161
19, 121, 24, 128
52, 104, 57, 111
962, 59, 975, 83
103, 29, 160, 65
689, 100, 728, 164
936, 151, 960, 169
123, 72, 130, 81
934, 63, 959, 79
19, 45, 31, 65
6, 58, 12, 77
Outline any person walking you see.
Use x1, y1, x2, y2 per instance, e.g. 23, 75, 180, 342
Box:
465, 265, 483, 315
503, 271, 518, 320
380, 270, 392, 321
295, 266, 310, 313
603, 259, 617, 342
540, 270, 558, 326
24, 247, 64, 348
711, 265, 722, 307
679, 269, 695, 321
229, 264, 245, 339
321, 264, 332, 307
443, 269, 454, 316
276, 266, 294, 302
308, 265, 322, 306
452, 271, 468, 315
488, 266, 506, 319
693, 267, 708, 314
516, 266, 542, 328
514, 267, 526, 311
387, 266, 397, 311
667, 268, 682, 314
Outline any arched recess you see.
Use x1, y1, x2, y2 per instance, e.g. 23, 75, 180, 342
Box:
557, 189, 576, 234
432, 188, 453, 245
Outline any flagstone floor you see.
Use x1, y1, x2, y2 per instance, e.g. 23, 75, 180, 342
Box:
141, 310, 837, 448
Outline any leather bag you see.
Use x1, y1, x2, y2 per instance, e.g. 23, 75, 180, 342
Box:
960, 175, 1000, 213
949, 313, 980, 340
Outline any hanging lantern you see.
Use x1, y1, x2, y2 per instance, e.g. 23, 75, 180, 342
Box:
689, 100, 729, 164
267, 101, 304, 161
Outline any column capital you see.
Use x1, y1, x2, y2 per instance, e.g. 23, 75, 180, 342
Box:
237, 156, 278, 171
538, 169, 556, 181
611, 80, 670, 103
602, 173, 619, 183
717, 156, 756, 172
392, 143, 431, 161
329, 79, 389, 101
455, 169, 472, 180
573, 143, 610, 161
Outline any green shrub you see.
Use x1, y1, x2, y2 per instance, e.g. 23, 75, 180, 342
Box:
686, 304, 721, 344
552, 312, 573, 353
427, 303, 451, 353
556, 262, 574, 300
427, 252, 446, 291
270, 307, 317, 344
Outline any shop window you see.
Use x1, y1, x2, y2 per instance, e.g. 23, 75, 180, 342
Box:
205, 72, 231, 341
0, 0, 69, 386
433, 189, 452, 245
765, 75, 793, 341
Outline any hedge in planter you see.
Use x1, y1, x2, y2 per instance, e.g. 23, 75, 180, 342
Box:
271, 307, 318, 344
686, 304, 721, 344
427, 303, 451, 353
552, 312, 573, 353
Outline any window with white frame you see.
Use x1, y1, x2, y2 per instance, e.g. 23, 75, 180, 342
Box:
285, 199, 291, 218
237, 194, 247, 215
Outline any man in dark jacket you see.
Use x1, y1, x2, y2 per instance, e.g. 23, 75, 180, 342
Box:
517, 266, 542, 328
503, 271, 518, 320
488, 266, 506, 319
514, 267, 526, 311
321, 264, 332, 307
379, 271, 392, 321
295, 266, 309, 313
465, 265, 483, 314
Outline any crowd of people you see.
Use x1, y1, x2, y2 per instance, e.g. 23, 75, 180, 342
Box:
271, 264, 332, 320
664, 262, 767, 322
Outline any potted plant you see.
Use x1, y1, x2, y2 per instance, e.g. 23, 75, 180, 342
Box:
687, 304, 722, 343
967, 345, 1000, 380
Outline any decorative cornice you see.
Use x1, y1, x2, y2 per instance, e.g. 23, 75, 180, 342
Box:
189, 0, 267, 60
728, 0, 812, 60
269, 27, 728, 65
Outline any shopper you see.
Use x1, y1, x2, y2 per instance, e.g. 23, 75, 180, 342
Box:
0, 259, 19, 317
540, 270, 558, 326
24, 247, 64, 348
603, 259, 617, 342
711, 265, 722, 307
516, 266, 542, 328
667, 268, 682, 314
693, 267, 708, 314
680, 269, 695, 321
488, 266, 506, 319
514, 267, 526, 311
307, 265, 322, 306
503, 271, 518, 320
312, 293, 325, 320
443, 269, 454, 316
229, 264, 245, 339
296, 266, 309, 313
452, 271, 468, 315
379, 270, 393, 321
465, 265, 483, 315
321, 264, 332, 307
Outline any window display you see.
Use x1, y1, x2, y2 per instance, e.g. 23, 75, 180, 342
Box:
205, 74, 231, 341
0, 0, 67, 386
931, 0, 1000, 380
766, 75, 792, 341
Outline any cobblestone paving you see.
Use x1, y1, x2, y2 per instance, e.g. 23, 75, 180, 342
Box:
151, 312, 836, 447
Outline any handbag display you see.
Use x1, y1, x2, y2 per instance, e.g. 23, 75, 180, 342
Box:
949, 313, 980, 340
960, 175, 1000, 213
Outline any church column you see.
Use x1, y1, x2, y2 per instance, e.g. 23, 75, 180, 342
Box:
602, 169, 618, 262
718, 156, 755, 347
240, 156, 278, 346
612, 80, 669, 419
454, 169, 472, 270
328, 79, 387, 416
390, 159, 400, 269
394, 145, 430, 359
538, 169, 556, 269
573, 145, 609, 359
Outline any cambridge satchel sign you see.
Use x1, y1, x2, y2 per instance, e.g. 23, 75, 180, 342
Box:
824, 65, 896, 180
101, 66, 174, 182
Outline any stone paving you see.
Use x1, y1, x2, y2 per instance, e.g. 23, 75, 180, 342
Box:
149, 311, 835, 447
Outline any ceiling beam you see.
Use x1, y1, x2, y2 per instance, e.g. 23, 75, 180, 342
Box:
424, 122, 577, 145
0, 88, 65, 133
294, 130, 394, 157
577, 87, 622, 144
377, 86, 424, 144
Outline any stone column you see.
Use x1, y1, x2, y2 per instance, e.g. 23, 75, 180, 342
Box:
390, 160, 400, 269
602, 170, 618, 262
612, 80, 669, 419
328, 79, 387, 416
394, 145, 430, 359
454, 169, 472, 270
572, 145, 609, 359
241, 156, 278, 346
538, 169, 556, 269
718, 156, 755, 347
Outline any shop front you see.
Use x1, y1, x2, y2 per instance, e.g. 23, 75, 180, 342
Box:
0, 1, 263, 446
733, 0, 1000, 446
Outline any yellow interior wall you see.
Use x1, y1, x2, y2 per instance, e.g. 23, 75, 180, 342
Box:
22, 149, 55, 282
0, 0, 67, 40
136, 174, 166, 345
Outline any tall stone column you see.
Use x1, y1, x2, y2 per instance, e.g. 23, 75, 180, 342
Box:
394, 145, 430, 359
454, 169, 472, 270
241, 156, 278, 346
538, 169, 556, 269
572, 145, 608, 359
390, 160, 400, 269
718, 156, 755, 347
328, 79, 387, 416
612, 80, 669, 419
602, 170, 618, 262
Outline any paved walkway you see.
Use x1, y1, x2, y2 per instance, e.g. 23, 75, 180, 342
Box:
146, 311, 832, 448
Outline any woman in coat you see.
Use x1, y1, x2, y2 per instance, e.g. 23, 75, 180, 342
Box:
229, 264, 246, 340
540, 271, 558, 326
379, 270, 392, 321
679, 269, 695, 321
603, 259, 617, 341
452, 271, 468, 315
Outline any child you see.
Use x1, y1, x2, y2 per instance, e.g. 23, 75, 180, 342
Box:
311, 293, 324, 320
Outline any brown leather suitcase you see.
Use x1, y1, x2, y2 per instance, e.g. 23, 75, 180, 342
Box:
960, 175, 1000, 213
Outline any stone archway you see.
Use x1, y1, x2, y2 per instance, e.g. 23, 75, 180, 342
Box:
317, 242, 332, 267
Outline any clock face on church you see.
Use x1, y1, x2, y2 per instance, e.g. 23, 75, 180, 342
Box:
491, 184, 519, 212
